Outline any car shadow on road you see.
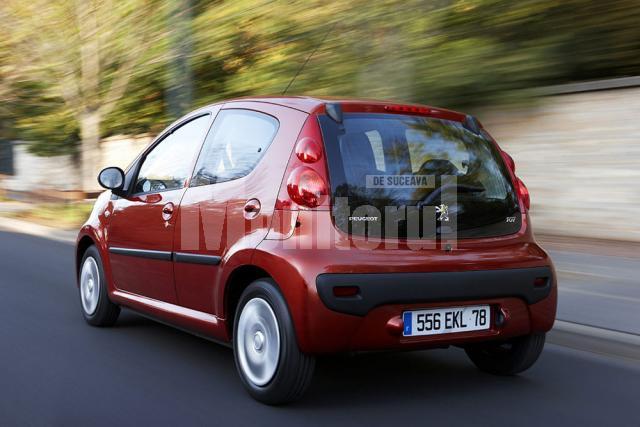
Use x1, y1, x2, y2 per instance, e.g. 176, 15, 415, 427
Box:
110, 309, 536, 409
299, 349, 537, 409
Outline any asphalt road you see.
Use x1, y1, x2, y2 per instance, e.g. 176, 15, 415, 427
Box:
550, 249, 640, 335
1, 229, 639, 426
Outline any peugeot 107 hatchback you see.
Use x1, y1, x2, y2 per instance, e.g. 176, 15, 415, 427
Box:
77, 96, 557, 404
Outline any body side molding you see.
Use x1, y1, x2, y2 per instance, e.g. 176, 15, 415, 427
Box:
173, 252, 222, 265
108, 247, 173, 261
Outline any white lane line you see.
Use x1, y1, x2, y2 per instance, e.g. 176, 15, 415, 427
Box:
558, 268, 639, 281
559, 287, 640, 303
549, 320, 640, 361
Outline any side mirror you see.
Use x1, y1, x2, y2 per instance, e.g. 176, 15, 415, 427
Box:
98, 167, 125, 194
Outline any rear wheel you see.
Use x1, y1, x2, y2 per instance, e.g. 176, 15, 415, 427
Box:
465, 333, 545, 375
233, 279, 315, 405
79, 246, 120, 326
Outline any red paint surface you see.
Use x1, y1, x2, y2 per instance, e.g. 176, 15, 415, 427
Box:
77, 97, 557, 354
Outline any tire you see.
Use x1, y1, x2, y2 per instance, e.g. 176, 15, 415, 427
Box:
233, 279, 315, 405
79, 245, 120, 327
465, 333, 546, 376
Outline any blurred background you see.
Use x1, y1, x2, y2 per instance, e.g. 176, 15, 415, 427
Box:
0, 0, 639, 328
1, 0, 639, 239
1, 3, 639, 421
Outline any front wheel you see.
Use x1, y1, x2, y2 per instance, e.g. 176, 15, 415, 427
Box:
79, 246, 120, 326
233, 279, 315, 405
465, 333, 546, 376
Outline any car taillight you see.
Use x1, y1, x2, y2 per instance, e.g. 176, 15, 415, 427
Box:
500, 150, 529, 210
517, 177, 530, 211
286, 166, 327, 208
295, 137, 323, 163
276, 114, 331, 210
501, 150, 515, 174
384, 104, 433, 115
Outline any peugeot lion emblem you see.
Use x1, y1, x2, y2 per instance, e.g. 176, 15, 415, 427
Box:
436, 204, 449, 222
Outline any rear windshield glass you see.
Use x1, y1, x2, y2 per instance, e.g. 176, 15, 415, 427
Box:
319, 113, 521, 240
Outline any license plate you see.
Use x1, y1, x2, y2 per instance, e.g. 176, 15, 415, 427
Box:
402, 305, 491, 337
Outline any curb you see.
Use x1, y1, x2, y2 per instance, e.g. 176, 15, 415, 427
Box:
549, 320, 640, 361
0, 216, 76, 244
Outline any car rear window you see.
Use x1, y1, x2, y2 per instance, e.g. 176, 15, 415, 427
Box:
318, 113, 521, 240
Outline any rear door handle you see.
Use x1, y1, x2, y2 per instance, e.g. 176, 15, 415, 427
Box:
162, 202, 175, 220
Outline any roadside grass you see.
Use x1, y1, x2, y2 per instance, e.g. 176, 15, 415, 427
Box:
2, 202, 94, 229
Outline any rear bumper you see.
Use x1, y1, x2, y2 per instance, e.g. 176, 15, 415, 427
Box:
253, 216, 558, 354
301, 268, 557, 354
316, 266, 553, 316
302, 290, 557, 354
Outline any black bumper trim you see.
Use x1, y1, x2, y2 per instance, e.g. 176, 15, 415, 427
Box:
316, 267, 553, 316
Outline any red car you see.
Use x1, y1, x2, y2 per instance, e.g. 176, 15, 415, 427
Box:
77, 97, 557, 404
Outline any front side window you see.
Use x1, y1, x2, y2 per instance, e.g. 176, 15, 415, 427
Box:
135, 114, 210, 194
191, 109, 279, 186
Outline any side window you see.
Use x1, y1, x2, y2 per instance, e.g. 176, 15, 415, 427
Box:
191, 109, 279, 186
135, 114, 211, 194
365, 130, 385, 172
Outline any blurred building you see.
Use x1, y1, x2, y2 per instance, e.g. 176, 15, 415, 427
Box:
1, 77, 639, 242
0, 135, 151, 194
483, 77, 640, 242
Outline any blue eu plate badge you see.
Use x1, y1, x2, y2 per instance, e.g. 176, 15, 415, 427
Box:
403, 312, 412, 335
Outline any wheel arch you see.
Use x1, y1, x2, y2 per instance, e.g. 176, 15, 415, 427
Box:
76, 235, 97, 283
223, 247, 312, 351
223, 264, 272, 337
76, 225, 110, 289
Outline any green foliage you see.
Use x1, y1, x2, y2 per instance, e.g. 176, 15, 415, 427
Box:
102, 63, 171, 137
3, 81, 79, 155
3, 0, 640, 156
18, 108, 80, 157
3, 202, 94, 229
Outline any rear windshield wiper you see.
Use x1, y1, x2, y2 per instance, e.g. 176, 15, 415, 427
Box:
418, 184, 485, 207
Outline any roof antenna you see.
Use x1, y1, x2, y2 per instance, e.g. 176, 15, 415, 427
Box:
282, 22, 337, 95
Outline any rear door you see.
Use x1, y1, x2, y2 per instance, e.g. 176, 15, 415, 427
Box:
173, 102, 308, 315
108, 113, 213, 303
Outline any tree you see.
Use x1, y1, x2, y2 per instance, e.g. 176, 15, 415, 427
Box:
3, 0, 640, 185
2, 0, 165, 191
